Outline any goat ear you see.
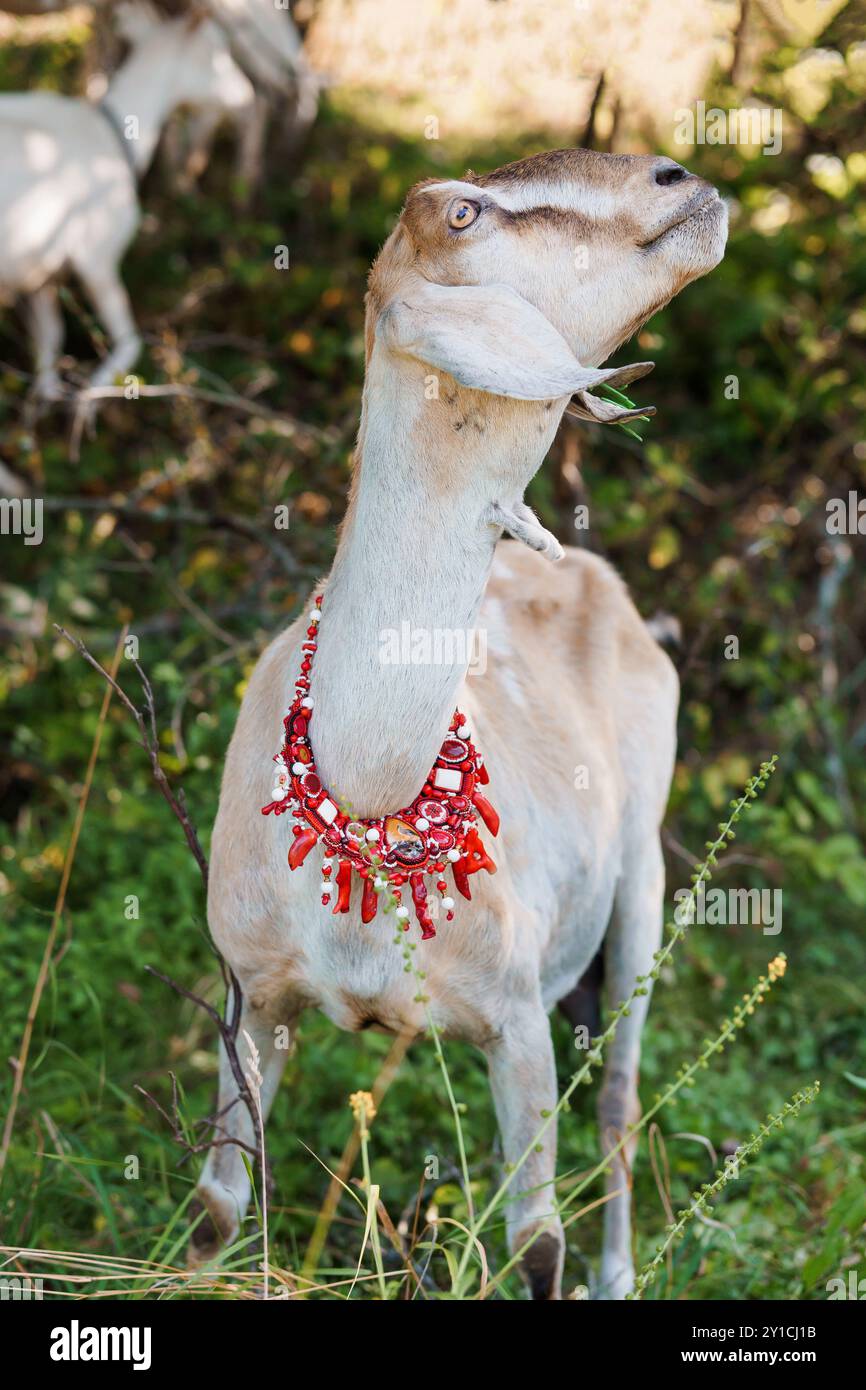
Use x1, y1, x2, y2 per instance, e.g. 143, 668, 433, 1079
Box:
377, 280, 653, 404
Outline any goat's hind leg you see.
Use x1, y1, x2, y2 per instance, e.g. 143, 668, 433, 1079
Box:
596, 834, 665, 1300
189, 983, 291, 1265
71, 260, 142, 409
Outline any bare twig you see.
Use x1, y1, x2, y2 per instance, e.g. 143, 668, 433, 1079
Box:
75, 380, 328, 439
39, 495, 304, 578
51, 625, 266, 1170
141, 966, 264, 1167
134, 1077, 258, 1162
116, 530, 239, 649
53, 625, 209, 889
662, 828, 778, 876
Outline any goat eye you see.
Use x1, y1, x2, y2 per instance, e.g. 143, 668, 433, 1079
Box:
447, 199, 479, 230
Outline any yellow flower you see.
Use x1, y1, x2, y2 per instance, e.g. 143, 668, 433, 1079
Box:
768, 954, 787, 981
349, 1090, 376, 1123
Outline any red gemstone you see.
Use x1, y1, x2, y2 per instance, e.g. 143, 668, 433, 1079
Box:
361, 876, 378, 924
473, 791, 500, 837
430, 827, 455, 850
332, 861, 352, 914
288, 827, 317, 870
452, 858, 471, 900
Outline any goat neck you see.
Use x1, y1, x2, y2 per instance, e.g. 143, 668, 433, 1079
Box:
102, 30, 192, 176
310, 348, 561, 818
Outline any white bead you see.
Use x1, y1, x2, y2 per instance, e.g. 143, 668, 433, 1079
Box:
395, 905, 409, 919
292, 762, 306, 775
365, 828, 380, 842
415, 817, 429, 831
441, 897, 454, 911
373, 876, 384, 889
457, 724, 470, 738
321, 883, 332, 896
309, 611, 320, 623
271, 786, 287, 801
434, 766, 462, 792
447, 848, 461, 862
301, 697, 314, 708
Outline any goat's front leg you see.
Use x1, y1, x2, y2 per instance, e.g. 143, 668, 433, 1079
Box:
485, 1003, 564, 1299
181, 106, 223, 191
189, 987, 291, 1266
234, 95, 269, 200
596, 835, 665, 1300
27, 284, 66, 402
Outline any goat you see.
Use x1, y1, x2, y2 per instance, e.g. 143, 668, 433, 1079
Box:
0, 2, 254, 406
192, 147, 727, 1299
160, 0, 319, 197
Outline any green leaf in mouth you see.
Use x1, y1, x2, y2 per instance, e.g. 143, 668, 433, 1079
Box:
597, 382, 652, 440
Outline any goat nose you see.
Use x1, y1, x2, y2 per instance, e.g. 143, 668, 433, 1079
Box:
654, 161, 689, 188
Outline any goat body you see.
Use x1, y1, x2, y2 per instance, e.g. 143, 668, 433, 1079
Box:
193, 147, 728, 1299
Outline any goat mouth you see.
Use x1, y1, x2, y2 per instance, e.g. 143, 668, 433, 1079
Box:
638, 190, 721, 249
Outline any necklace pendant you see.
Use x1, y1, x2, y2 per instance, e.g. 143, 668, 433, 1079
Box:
261, 594, 498, 940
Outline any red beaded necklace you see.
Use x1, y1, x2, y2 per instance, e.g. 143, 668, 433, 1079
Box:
261, 595, 499, 939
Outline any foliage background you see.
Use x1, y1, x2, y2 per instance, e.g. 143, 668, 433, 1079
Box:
1, 0, 864, 1298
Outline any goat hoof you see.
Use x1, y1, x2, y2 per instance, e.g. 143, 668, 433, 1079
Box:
596, 1259, 635, 1301
516, 1227, 564, 1301
187, 1189, 239, 1268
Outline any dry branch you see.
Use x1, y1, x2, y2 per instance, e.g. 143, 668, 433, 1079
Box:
52, 625, 266, 1168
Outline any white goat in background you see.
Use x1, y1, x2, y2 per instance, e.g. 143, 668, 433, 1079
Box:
163, 0, 320, 194
0, 2, 253, 405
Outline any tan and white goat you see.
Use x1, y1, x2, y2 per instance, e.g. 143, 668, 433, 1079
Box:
194, 148, 727, 1299
0, 2, 253, 404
